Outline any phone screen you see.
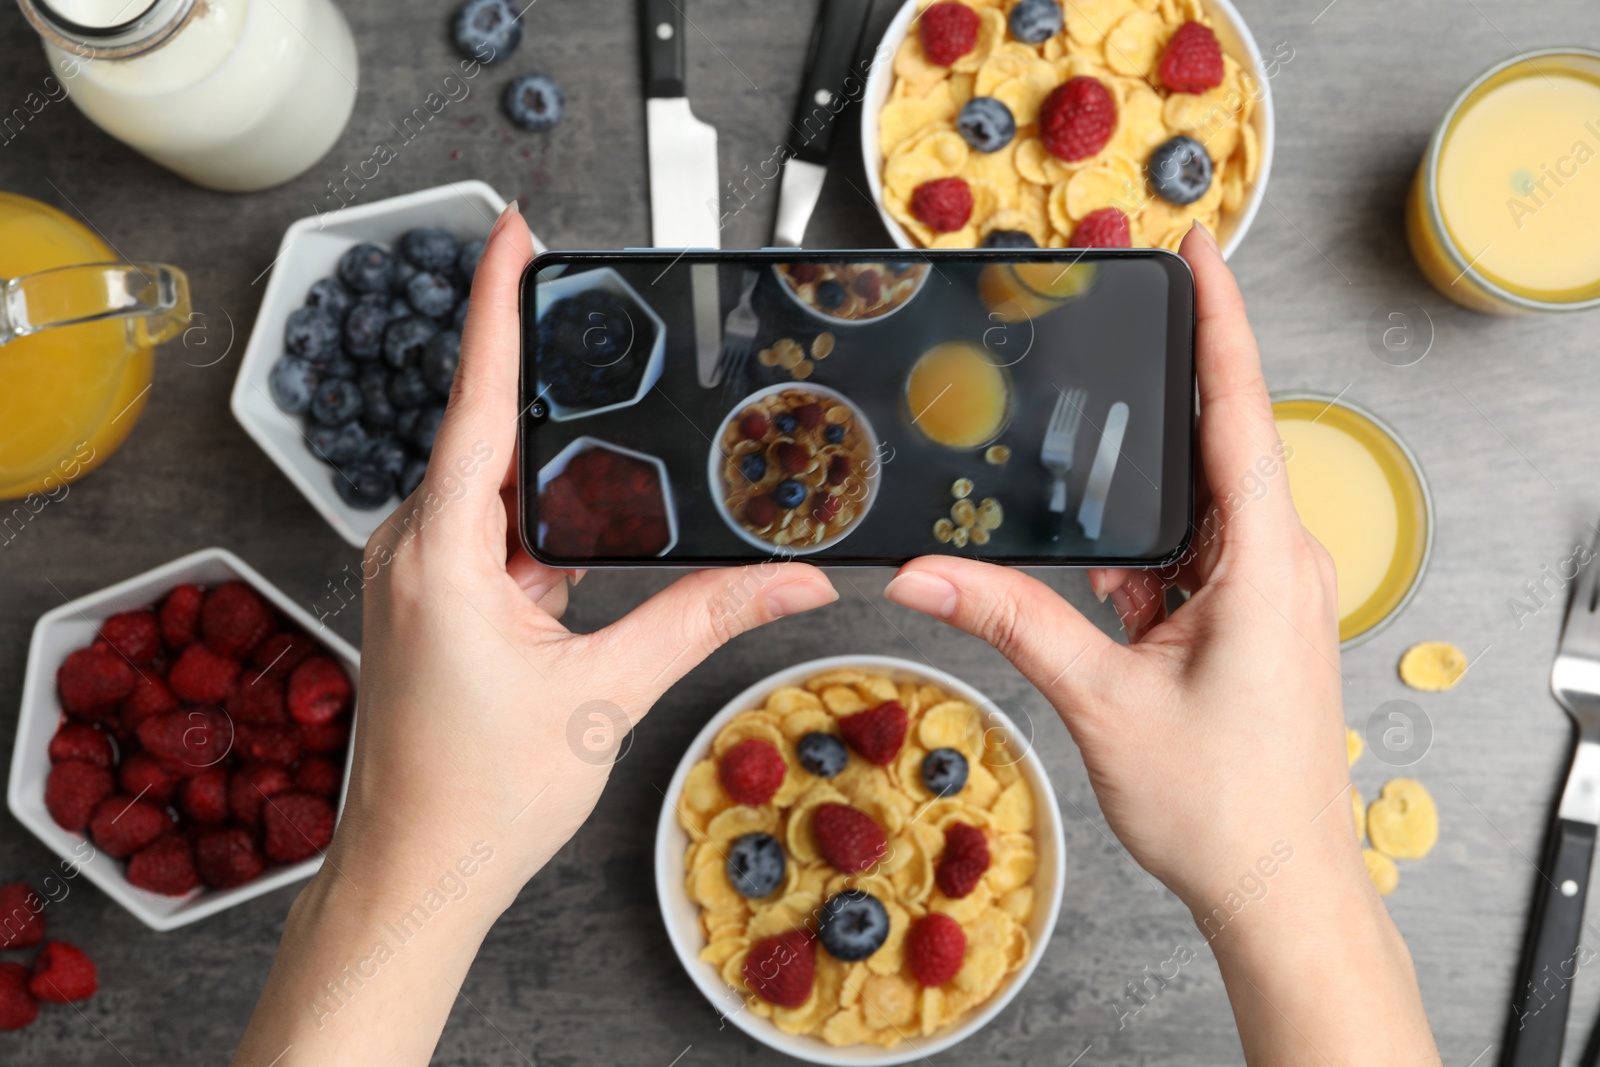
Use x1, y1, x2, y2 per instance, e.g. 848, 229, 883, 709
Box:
519, 249, 1193, 567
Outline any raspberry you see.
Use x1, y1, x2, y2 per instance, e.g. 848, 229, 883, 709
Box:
1069, 206, 1132, 248
56, 647, 137, 719
812, 803, 887, 873
178, 768, 231, 824
227, 669, 287, 725
44, 760, 113, 831
88, 795, 171, 858
28, 941, 97, 1003
126, 835, 199, 896
196, 827, 265, 889
293, 756, 344, 798
742, 929, 815, 1007
168, 644, 241, 704
159, 584, 204, 649
910, 177, 973, 233
118, 674, 179, 732
48, 722, 113, 769
201, 581, 276, 658
919, 2, 979, 66
250, 631, 316, 679
0, 961, 38, 1031
137, 709, 234, 773
0, 883, 46, 950
296, 717, 351, 756
1039, 76, 1116, 161
718, 739, 786, 806
935, 822, 990, 899
287, 656, 352, 725
230, 763, 294, 825
906, 913, 967, 986
263, 791, 337, 863
740, 412, 770, 439
776, 441, 809, 474
1159, 21, 1224, 94
838, 700, 908, 766
117, 752, 178, 805
852, 271, 882, 303
236, 723, 300, 766
99, 610, 161, 665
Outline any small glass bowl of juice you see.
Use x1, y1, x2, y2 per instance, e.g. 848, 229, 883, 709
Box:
1271, 394, 1434, 648
1407, 48, 1600, 313
905, 341, 1013, 449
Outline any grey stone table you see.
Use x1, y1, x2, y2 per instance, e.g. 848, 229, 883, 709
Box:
3, 0, 1600, 1063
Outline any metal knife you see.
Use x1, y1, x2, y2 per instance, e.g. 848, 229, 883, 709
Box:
691, 263, 721, 387
642, 0, 720, 248
771, 0, 871, 247
1076, 402, 1128, 541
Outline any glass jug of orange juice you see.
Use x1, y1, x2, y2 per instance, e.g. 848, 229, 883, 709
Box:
0, 192, 190, 501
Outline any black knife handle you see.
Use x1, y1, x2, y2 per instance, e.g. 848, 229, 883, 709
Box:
787, 0, 871, 165
1502, 817, 1596, 1067
641, 0, 686, 99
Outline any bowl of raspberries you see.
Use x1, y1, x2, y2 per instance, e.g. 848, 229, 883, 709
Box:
6, 548, 358, 931
231, 181, 544, 549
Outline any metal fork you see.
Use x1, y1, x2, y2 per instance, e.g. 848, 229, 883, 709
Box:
1041, 387, 1089, 514
1505, 524, 1600, 1067
713, 269, 761, 394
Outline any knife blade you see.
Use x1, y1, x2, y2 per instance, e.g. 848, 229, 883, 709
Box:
691, 263, 721, 387
771, 0, 871, 247
1076, 401, 1128, 541
642, 0, 721, 248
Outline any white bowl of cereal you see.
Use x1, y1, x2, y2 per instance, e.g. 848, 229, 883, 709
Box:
861, 0, 1274, 258
773, 261, 932, 327
708, 385, 882, 556
654, 655, 1066, 1065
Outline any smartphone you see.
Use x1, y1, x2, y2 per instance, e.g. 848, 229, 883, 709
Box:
519, 249, 1194, 568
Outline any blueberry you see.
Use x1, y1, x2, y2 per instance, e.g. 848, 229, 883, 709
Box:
816, 890, 890, 962
452, 298, 471, 331
283, 305, 339, 361
305, 277, 354, 320
452, 0, 522, 63
1147, 135, 1213, 206
726, 832, 786, 899
390, 257, 418, 294
339, 242, 394, 293
389, 366, 433, 410
268, 356, 318, 415
457, 239, 485, 285
320, 354, 358, 381
921, 747, 969, 797
409, 405, 446, 454
981, 228, 1038, 248
395, 407, 422, 442
773, 412, 797, 433
358, 367, 397, 430
343, 301, 390, 359
307, 422, 369, 467
365, 436, 409, 481
334, 462, 395, 510
773, 479, 807, 510
1007, 0, 1062, 43
310, 378, 364, 425
388, 296, 415, 321
738, 453, 767, 483
504, 73, 565, 131
815, 279, 846, 310
957, 97, 1016, 153
797, 732, 848, 778
400, 227, 460, 272
824, 424, 845, 444
405, 271, 456, 318
421, 330, 461, 396
382, 316, 438, 369
400, 458, 429, 497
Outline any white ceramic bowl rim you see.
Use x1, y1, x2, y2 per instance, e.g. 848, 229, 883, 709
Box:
535, 434, 680, 557
770, 262, 932, 328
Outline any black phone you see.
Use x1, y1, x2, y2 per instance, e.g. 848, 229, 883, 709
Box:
518, 249, 1194, 568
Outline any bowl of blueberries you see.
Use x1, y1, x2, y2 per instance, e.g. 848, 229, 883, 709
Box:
533, 266, 666, 422
230, 182, 543, 549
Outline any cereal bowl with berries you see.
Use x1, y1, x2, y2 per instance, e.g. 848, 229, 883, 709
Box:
774, 261, 932, 326
709, 385, 882, 556
655, 656, 1065, 1065
862, 0, 1274, 257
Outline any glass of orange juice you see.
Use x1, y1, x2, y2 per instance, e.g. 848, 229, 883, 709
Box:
0, 192, 190, 500
906, 341, 1013, 449
1407, 48, 1600, 313
978, 261, 1098, 323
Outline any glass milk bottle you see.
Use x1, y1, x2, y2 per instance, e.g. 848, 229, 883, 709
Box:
18, 0, 359, 192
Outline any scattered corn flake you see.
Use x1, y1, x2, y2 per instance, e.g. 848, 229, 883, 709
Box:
933, 518, 955, 543
1363, 848, 1399, 896
952, 478, 974, 499
1346, 727, 1363, 767
1367, 778, 1438, 861
1398, 641, 1469, 692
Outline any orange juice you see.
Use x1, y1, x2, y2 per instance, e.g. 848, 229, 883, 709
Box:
906, 342, 1011, 448
1272, 396, 1433, 646
1407, 49, 1600, 312
978, 261, 1097, 322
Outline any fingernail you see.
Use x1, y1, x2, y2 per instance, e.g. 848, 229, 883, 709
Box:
1095, 587, 1108, 604
1087, 570, 1111, 603
884, 572, 959, 619
1189, 219, 1217, 251
766, 578, 838, 618
568, 569, 587, 586
490, 200, 521, 237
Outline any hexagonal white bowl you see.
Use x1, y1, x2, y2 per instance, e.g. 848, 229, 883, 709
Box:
655, 655, 1066, 1065
7, 547, 359, 931
230, 181, 545, 549
533, 266, 668, 422
535, 436, 680, 557
860, 0, 1275, 259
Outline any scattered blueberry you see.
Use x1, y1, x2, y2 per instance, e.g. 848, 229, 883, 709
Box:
981, 228, 1038, 248
409, 405, 446, 454
797, 732, 848, 778
334, 462, 395, 510
726, 833, 786, 899
307, 422, 369, 467
343, 301, 390, 359
738, 453, 767, 483
365, 436, 409, 481
773, 479, 807, 510
388, 366, 433, 410
957, 97, 1016, 153
1147, 135, 1213, 206
305, 277, 353, 320
504, 73, 565, 131
456, 239, 485, 286
815, 279, 846, 311
1007, 0, 1062, 44
817, 890, 890, 962
358, 367, 397, 430
310, 378, 363, 425
400, 458, 429, 497
382, 316, 437, 369
773, 412, 797, 433
421, 330, 461, 396
824, 423, 846, 444
405, 271, 456, 319
268, 356, 318, 415
921, 748, 969, 797
452, 0, 522, 64
400, 227, 460, 273
283, 305, 339, 361
338, 242, 394, 293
